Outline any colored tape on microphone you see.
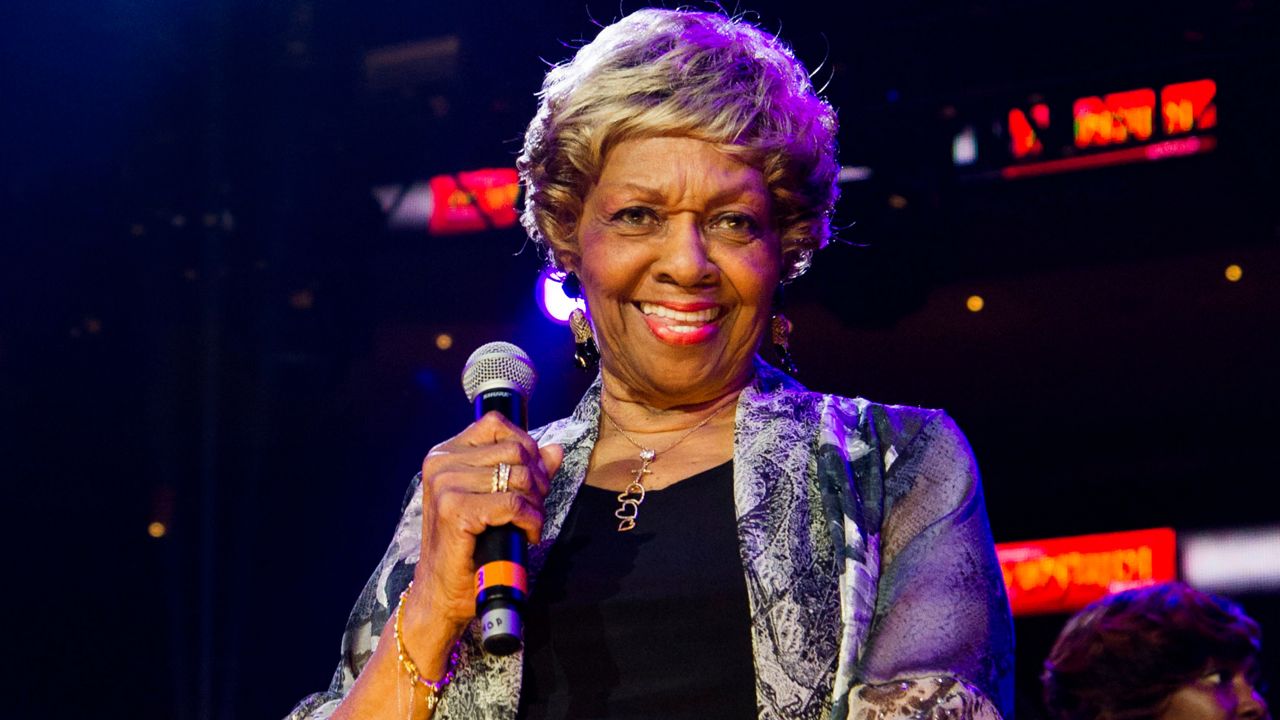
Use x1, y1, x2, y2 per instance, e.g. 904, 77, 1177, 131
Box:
475, 560, 528, 594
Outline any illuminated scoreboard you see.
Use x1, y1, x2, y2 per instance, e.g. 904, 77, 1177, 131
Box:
955, 78, 1217, 180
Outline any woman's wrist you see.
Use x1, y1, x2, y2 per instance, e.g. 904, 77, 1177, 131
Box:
333, 599, 460, 720
394, 582, 466, 704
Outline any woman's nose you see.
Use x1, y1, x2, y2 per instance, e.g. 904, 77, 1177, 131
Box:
654, 217, 717, 286
1235, 678, 1269, 720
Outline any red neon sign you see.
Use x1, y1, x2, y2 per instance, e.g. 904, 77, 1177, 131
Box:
1001, 136, 1215, 180
987, 77, 1217, 179
1161, 79, 1217, 135
996, 527, 1177, 616
427, 168, 519, 235
1008, 103, 1049, 159
1074, 88, 1156, 148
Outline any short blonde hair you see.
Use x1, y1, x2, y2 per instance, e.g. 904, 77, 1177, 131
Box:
518, 8, 839, 281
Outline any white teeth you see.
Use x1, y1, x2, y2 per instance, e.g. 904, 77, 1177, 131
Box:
639, 302, 720, 323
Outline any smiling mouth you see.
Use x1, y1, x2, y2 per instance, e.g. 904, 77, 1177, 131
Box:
638, 302, 721, 333
636, 302, 722, 345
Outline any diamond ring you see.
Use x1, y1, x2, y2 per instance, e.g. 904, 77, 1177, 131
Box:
491, 462, 511, 493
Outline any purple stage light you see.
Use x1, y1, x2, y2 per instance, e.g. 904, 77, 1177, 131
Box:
536, 268, 585, 325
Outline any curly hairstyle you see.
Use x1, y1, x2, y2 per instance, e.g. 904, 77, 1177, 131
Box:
517, 8, 839, 281
1042, 582, 1263, 720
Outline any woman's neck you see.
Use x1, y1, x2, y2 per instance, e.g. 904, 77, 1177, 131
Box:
597, 375, 749, 437
588, 373, 746, 491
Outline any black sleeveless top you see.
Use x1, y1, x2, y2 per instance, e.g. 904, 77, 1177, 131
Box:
517, 461, 758, 719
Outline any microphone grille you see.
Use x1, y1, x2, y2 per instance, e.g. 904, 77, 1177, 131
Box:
461, 341, 537, 403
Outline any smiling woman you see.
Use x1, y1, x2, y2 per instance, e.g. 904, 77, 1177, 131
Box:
573, 136, 780, 409
288, 8, 1013, 720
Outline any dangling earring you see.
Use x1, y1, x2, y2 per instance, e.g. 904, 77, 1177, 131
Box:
561, 272, 582, 301
569, 308, 599, 371
770, 285, 798, 375
562, 272, 598, 371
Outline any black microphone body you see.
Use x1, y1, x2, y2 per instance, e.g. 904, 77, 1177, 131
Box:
474, 388, 527, 430
462, 342, 537, 656
472, 387, 528, 655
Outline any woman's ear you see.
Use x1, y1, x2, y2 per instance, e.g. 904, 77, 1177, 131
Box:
554, 248, 580, 275
545, 223, 582, 276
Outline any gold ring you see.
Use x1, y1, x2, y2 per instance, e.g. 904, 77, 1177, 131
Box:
492, 462, 511, 493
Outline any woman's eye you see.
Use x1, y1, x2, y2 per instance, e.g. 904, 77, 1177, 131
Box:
1199, 671, 1227, 687
711, 213, 759, 233
612, 207, 660, 226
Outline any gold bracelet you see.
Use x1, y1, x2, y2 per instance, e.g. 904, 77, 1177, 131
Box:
394, 581, 460, 710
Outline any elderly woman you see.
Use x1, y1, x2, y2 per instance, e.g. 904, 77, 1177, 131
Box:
289, 9, 1012, 720
1042, 583, 1270, 720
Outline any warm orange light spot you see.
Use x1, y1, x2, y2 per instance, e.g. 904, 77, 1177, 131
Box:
148, 522, 167, 538
966, 295, 985, 312
1225, 264, 1243, 282
289, 290, 315, 310
888, 194, 908, 209
435, 333, 454, 350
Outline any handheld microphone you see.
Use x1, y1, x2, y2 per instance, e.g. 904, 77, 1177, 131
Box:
461, 341, 537, 656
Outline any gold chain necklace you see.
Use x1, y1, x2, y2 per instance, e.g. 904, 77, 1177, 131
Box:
600, 399, 735, 532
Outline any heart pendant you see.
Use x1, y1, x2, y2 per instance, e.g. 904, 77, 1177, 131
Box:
615, 498, 640, 532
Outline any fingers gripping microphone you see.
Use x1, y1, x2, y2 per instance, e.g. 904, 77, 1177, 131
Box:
462, 341, 537, 656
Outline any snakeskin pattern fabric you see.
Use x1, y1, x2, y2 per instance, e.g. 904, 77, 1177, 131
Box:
287, 360, 1013, 719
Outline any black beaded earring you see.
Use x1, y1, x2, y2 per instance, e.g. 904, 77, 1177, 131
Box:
562, 272, 598, 371
561, 272, 582, 300
770, 285, 798, 375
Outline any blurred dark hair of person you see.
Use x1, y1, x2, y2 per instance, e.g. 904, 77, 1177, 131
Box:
1043, 581, 1270, 720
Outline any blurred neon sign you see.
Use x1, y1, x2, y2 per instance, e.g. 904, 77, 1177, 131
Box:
1072, 80, 1216, 148
959, 78, 1217, 179
427, 168, 519, 235
1074, 88, 1156, 147
996, 527, 1177, 616
1008, 103, 1049, 158
1161, 79, 1217, 135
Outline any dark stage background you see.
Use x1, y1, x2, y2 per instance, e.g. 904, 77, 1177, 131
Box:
2, 1, 1277, 718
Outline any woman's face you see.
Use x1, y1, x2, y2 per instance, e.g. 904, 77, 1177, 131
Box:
1157, 662, 1270, 720
570, 136, 781, 408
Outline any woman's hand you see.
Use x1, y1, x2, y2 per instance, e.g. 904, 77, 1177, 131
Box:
330, 414, 561, 720
406, 411, 564, 646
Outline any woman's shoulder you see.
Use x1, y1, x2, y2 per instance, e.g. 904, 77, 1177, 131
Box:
846, 398, 959, 449
752, 360, 958, 449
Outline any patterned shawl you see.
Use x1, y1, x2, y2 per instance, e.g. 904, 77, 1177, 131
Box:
288, 360, 1014, 719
